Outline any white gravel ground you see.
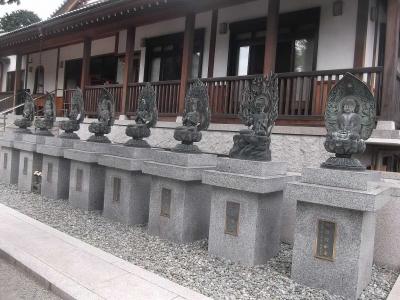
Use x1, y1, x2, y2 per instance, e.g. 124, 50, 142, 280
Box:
0, 183, 397, 300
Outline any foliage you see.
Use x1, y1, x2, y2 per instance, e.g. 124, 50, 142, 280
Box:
0, 0, 20, 5
0, 9, 40, 32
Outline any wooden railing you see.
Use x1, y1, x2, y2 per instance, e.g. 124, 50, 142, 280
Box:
84, 84, 123, 116
126, 80, 180, 116
80, 67, 383, 124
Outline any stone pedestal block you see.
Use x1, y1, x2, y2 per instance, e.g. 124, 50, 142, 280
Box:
64, 141, 111, 211
36, 137, 76, 200
99, 147, 152, 225
17, 150, 43, 192
143, 150, 217, 243
288, 167, 391, 300
0, 139, 20, 185
202, 158, 298, 265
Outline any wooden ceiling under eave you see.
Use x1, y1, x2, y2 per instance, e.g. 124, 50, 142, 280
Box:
0, 0, 257, 57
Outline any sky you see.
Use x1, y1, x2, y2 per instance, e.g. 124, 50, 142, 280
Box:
0, 0, 65, 20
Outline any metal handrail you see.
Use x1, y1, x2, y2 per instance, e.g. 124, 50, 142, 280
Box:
0, 91, 24, 104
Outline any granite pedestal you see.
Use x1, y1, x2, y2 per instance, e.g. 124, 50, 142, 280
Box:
13, 135, 46, 192
36, 137, 76, 200
0, 131, 24, 185
142, 150, 217, 243
202, 158, 298, 265
288, 168, 391, 300
64, 141, 114, 211
99, 146, 152, 225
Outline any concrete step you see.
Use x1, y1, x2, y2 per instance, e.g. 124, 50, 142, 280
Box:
0, 204, 210, 300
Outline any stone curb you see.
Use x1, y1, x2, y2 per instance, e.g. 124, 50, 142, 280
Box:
0, 204, 211, 300
387, 274, 400, 300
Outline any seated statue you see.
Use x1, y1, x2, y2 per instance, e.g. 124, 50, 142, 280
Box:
173, 79, 210, 153
88, 89, 114, 143
34, 93, 56, 136
332, 97, 362, 140
322, 73, 376, 170
125, 83, 158, 148
229, 74, 279, 161
14, 91, 35, 134
59, 88, 85, 139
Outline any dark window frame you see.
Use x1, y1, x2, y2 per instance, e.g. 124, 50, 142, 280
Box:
227, 7, 320, 76
144, 29, 205, 82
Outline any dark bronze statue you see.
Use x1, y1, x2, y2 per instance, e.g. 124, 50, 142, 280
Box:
14, 91, 35, 134
229, 74, 279, 161
172, 79, 210, 153
87, 89, 115, 143
59, 88, 85, 139
321, 73, 376, 170
125, 83, 158, 147
34, 92, 56, 136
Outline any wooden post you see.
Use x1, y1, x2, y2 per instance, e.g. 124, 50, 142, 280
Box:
13, 54, 22, 108
80, 38, 91, 94
0, 61, 3, 92
207, 9, 218, 78
353, 0, 370, 68
55, 48, 60, 94
121, 27, 136, 117
263, 0, 280, 75
381, 0, 400, 121
178, 14, 195, 114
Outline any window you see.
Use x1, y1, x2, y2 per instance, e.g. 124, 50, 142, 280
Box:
228, 8, 320, 75
6, 70, 25, 92
145, 29, 205, 82
34, 66, 44, 94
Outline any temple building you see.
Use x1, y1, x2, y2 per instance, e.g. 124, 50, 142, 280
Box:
0, 0, 399, 171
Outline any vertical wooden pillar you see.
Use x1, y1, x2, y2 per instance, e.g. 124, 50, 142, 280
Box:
80, 38, 91, 93
381, 0, 400, 121
178, 14, 195, 114
263, 0, 280, 75
353, 0, 370, 68
121, 27, 136, 116
0, 62, 3, 92
13, 54, 22, 107
207, 10, 218, 78
55, 48, 60, 94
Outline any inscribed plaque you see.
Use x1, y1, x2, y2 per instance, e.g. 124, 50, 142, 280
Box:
225, 201, 240, 236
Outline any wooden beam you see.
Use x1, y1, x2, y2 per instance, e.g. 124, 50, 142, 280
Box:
353, 0, 370, 68
263, 0, 280, 75
121, 27, 136, 116
178, 14, 195, 114
13, 54, 22, 107
381, 0, 400, 122
55, 48, 60, 94
207, 9, 218, 78
80, 38, 92, 93
24, 54, 29, 89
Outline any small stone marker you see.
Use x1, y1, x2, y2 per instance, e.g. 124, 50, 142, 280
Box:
315, 220, 336, 261
225, 201, 240, 236
160, 188, 172, 218
3, 153, 7, 170
76, 169, 83, 192
47, 163, 53, 183
112, 177, 121, 202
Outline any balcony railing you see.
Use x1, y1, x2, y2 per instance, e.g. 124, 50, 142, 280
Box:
79, 66, 383, 125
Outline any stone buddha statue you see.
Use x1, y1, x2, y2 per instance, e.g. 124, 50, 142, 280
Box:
172, 79, 210, 153
14, 91, 35, 133
125, 83, 158, 148
59, 88, 85, 139
322, 73, 376, 170
229, 74, 279, 161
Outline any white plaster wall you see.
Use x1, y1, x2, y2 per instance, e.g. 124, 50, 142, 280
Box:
57, 43, 84, 96
365, 0, 377, 68
1, 55, 27, 92
26, 49, 58, 94
135, 11, 212, 82
214, 0, 359, 76
91, 36, 116, 56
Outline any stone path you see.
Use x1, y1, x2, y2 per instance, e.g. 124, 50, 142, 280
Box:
0, 204, 210, 300
0, 257, 59, 300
